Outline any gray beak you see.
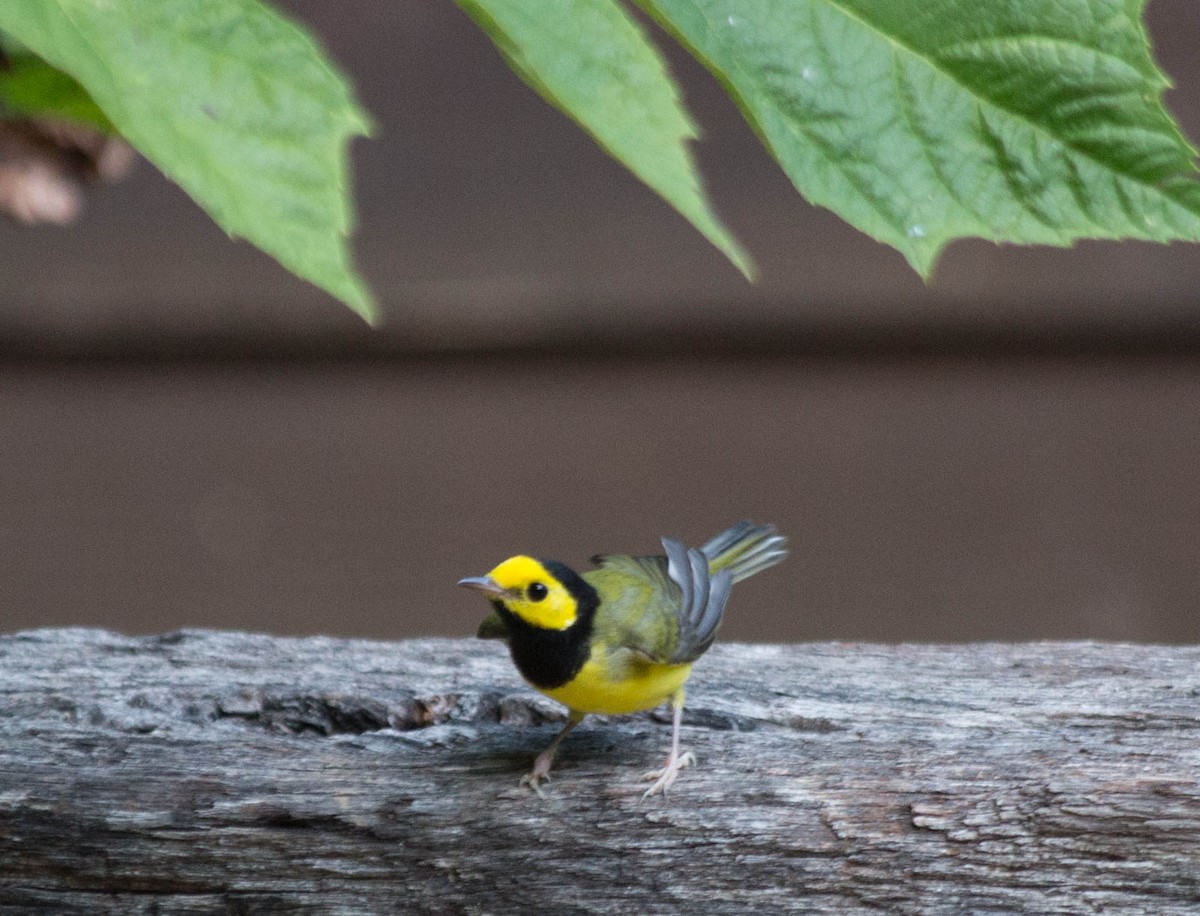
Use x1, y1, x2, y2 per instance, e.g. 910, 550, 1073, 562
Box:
457, 575, 508, 598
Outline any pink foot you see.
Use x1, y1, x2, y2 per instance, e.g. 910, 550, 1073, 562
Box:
519, 750, 555, 796
641, 750, 697, 798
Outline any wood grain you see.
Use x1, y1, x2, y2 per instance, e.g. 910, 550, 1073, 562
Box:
1, 629, 1199, 913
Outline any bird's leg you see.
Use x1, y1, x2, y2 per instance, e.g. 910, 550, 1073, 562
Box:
642, 689, 696, 798
520, 710, 584, 795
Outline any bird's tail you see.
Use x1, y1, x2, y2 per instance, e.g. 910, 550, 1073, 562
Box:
701, 521, 788, 583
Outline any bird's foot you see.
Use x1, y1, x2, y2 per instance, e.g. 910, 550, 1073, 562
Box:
641, 749, 696, 799
519, 751, 555, 797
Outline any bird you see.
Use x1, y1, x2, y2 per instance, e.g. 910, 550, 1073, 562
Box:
457, 521, 787, 797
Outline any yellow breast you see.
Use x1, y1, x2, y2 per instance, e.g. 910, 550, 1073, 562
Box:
541, 656, 693, 715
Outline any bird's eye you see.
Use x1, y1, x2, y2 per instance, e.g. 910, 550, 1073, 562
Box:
527, 582, 549, 602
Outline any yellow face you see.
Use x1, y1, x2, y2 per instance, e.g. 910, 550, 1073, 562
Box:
482, 555, 580, 630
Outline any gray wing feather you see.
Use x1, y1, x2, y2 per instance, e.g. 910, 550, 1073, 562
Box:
687, 547, 710, 629
662, 537, 693, 621
663, 537, 730, 663
697, 569, 733, 648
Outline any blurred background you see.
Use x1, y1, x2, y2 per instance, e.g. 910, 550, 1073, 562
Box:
1, 1, 1198, 643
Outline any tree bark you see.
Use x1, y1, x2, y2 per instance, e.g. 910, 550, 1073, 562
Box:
1, 629, 1198, 913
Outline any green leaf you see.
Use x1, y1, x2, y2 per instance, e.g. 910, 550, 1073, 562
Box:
0, 2, 374, 321
0, 45, 113, 131
640, 0, 1200, 276
455, 0, 753, 279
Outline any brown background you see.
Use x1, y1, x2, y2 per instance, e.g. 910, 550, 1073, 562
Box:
1, 1, 1198, 643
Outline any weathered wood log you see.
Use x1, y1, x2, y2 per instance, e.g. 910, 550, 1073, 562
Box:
1, 629, 1199, 913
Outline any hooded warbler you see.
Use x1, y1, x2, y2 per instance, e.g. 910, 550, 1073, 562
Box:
458, 520, 787, 796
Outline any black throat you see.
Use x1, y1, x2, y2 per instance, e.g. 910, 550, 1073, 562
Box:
494, 560, 599, 690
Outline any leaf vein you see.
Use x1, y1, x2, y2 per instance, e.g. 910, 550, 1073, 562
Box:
820, 0, 1200, 217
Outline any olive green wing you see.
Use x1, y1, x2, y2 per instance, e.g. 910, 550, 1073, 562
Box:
476, 610, 508, 640
587, 539, 732, 664
585, 553, 677, 661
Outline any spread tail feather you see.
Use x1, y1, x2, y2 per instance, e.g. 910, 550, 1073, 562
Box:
701, 521, 788, 583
